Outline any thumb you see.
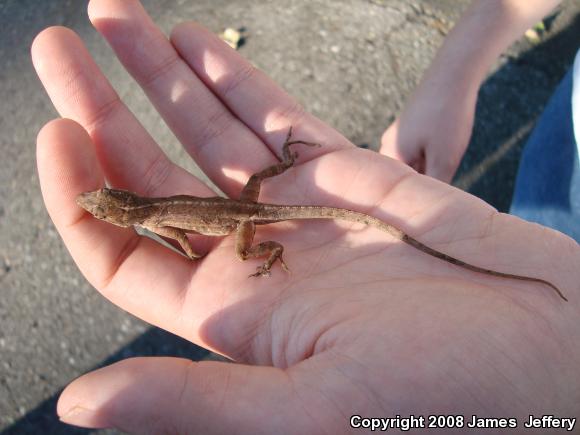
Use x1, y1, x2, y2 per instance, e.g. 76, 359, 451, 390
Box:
379, 119, 405, 160
57, 357, 310, 434
424, 148, 458, 183
380, 119, 426, 173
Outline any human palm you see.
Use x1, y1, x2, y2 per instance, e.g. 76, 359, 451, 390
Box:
33, 1, 580, 433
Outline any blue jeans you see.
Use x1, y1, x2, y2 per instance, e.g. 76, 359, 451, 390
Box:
510, 68, 580, 242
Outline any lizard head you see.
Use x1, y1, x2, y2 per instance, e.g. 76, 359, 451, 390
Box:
76, 188, 141, 227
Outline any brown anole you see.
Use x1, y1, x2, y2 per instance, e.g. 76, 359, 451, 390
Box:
76, 128, 567, 301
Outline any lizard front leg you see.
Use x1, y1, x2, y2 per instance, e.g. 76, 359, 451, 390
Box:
141, 225, 204, 260
235, 220, 289, 277
239, 126, 320, 203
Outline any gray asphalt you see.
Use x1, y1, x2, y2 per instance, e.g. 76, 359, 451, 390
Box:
1, 1, 579, 434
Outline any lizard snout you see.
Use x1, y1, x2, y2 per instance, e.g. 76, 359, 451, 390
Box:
76, 190, 106, 218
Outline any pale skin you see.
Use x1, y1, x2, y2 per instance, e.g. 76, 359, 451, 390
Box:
381, 0, 562, 182
33, 1, 580, 434
76, 128, 566, 299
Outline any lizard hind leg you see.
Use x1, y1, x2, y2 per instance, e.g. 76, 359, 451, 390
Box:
246, 241, 290, 278
239, 126, 321, 203
235, 220, 290, 277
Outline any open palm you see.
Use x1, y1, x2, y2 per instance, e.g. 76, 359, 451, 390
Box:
33, 1, 580, 433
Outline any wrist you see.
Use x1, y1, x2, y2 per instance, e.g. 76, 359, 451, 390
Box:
410, 60, 480, 114
418, 0, 562, 95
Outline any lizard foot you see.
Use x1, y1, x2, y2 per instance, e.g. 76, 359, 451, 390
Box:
279, 255, 290, 274
281, 126, 322, 165
248, 255, 290, 278
249, 265, 271, 278
186, 252, 206, 261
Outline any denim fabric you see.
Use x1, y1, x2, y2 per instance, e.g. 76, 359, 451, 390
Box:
510, 62, 580, 242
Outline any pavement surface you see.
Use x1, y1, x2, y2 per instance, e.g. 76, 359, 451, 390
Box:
0, 0, 578, 433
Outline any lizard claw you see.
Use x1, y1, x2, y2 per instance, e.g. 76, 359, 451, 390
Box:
248, 258, 290, 277
187, 252, 206, 261
249, 265, 271, 278
279, 256, 290, 274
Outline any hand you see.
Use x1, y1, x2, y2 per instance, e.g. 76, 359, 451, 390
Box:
380, 73, 477, 183
33, 1, 580, 433
380, 0, 563, 184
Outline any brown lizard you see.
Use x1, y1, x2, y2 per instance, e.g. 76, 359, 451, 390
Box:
76, 127, 567, 301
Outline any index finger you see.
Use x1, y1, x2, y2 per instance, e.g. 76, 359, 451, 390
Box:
36, 119, 210, 341
88, 0, 352, 198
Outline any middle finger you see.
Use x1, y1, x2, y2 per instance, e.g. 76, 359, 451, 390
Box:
88, 0, 275, 198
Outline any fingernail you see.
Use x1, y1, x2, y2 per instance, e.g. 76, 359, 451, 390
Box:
59, 405, 94, 425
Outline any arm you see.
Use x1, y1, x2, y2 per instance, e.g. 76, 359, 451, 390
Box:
425, 0, 561, 91
380, 0, 562, 182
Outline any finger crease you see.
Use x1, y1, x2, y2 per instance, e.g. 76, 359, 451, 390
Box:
85, 97, 123, 132
220, 63, 257, 100
140, 53, 182, 90
64, 210, 95, 230
177, 360, 195, 408
141, 152, 174, 196
100, 234, 142, 290
193, 109, 235, 155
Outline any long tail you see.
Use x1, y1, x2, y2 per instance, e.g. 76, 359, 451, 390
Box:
257, 204, 567, 301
